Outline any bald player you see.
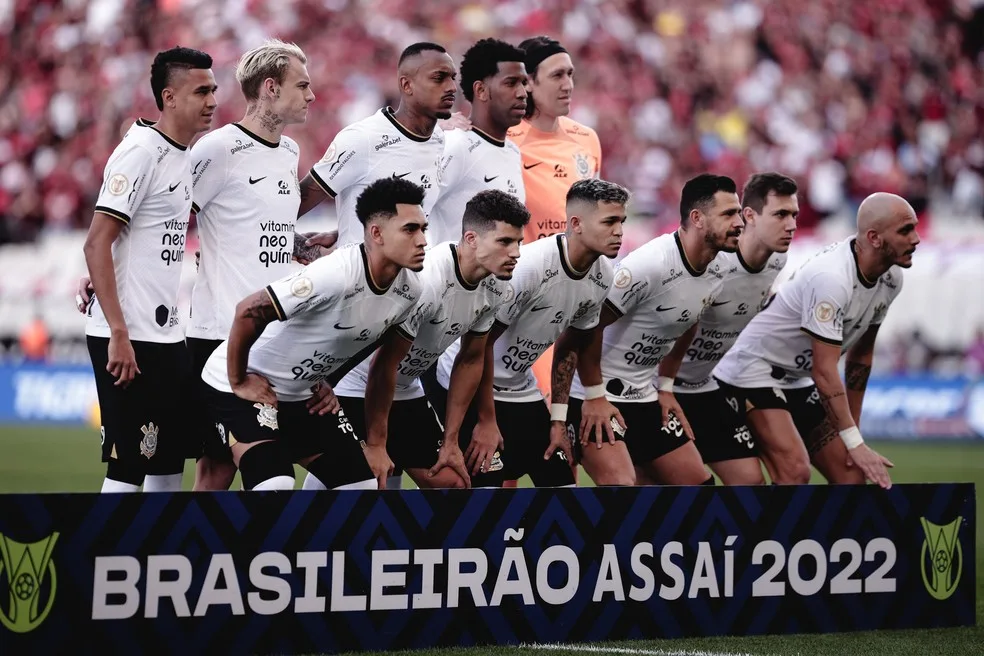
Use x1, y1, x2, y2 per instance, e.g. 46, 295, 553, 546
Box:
714, 192, 921, 489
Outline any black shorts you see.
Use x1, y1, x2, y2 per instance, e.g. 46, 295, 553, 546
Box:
428, 384, 573, 488
567, 398, 690, 466
676, 388, 756, 463
204, 387, 371, 479
716, 380, 827, 445
186, 337, 231, 461
87, 336, 195, 467
337, 396, 444, 470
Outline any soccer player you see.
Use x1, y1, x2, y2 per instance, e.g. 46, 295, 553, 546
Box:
298, 42, 456, 246
198, 177, 427, 491
713, 192, 919, 489
656, 173, 799, 485
332, 190, 529, 488
431, 179, 626, 487
426, 38, 528, 245
83, 47, 216, 493
555, 174, 744, 486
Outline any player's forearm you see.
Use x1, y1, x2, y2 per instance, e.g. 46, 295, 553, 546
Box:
550, 330, 580, 405
658, 323, 697, 379
83, 236, 127, 334
575, 325, 604, 386
364, 364, 398, 447
226, 296, 276, 386
475, 337, 497, 423
813, 364, 856, 431
297, 174, 328, 217
843, 353, 873, 427
444, 347, 485, 440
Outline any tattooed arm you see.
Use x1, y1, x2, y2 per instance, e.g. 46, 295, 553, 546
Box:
226, 290, 281, 401
844, 324, 879, 427
810, 338, 854, 432
550, 327, 590, 405
297, 173, 330, 217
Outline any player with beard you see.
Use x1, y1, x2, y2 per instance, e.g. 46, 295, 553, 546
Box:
714, 193, 919, 489
553, 174, 744, 486
333, 190, 529, 488
199, 177, 426, 491
655, 173, 799, 485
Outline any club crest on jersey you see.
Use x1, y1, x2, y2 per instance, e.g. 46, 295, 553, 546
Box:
613, 268, 632, 289
814, 301, 835, 323
487, 451, 504, 472
291, 277, 313, 298
139, 422, 159, 459
215, 422, 227, 446
254, 403, 279, 430
107, 174, 128, 195
872, 302, 888, 324
574, 152, 591, 178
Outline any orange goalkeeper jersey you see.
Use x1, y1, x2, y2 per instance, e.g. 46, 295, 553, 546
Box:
507, 117, 602, 245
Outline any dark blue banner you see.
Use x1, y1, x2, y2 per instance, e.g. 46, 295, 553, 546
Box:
861, 375, 984, 440
0, 484, 975, 654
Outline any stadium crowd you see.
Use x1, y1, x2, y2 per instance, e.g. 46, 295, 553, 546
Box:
1, 0, 983, 245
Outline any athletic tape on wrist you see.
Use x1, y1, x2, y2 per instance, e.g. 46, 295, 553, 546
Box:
550, 403, 568, 422
584, 384, 606, 400
839, 426, 864, 449
656, 376, 675, 393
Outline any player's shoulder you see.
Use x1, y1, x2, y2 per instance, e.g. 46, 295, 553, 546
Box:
111, 119, 164, 158
878, 266, 904, 294
279, 135, 300, 158
559, 116, 599, 142
189, 123, 237, 158
506, 120, 530, 143
766, 250, 788, 272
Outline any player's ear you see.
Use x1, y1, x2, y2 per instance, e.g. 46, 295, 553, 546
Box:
568, 214, 581, 234
474, 80, 488, 103
741, 206, 755, 225
689, 208, 703, 228
367, 221, 384, 244
462, 229, 478, 247
399, 73, 413, 96
262, 76, 278, 100
161, 87, 176, 109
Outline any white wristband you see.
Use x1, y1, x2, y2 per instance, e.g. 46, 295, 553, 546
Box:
550, 403, 568, 422
584, 384, 606, 400
839, 426, 864, 449
656, 376, 675, 393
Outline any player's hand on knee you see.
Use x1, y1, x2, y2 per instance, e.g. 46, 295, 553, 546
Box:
232, 373, 278, 408
364, 444, 394, 489
75, 276, 93, 313
658, 390, 694, 441
845, 443, 893, 489
438, 111, 471, 132
545, 421, 573, 463
306, 382, 340, 415
295, 231, 337, 264
465, 420, 501, 476
429, 440, 471, 487
580, 397, 622, 447
107, 332, 140, 387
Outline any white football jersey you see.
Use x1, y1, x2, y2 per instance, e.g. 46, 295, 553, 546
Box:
187, 124, 301, 341
201, 244, 421, 402
714, 238, 903, 389
570, 232, 725, 403
310, 107, 444, 247
437, 234, 614, 402
334, 242, 507, 401
86, 119, 192, 343
674, 249, 787, 393
427, 129, 526, 246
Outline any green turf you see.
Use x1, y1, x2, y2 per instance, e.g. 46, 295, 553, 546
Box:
0, 425, 980, 655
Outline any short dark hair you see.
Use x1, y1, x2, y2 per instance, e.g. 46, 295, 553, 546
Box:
680, 174, 737, 225
566, 178, 630, 209
355, 177, 426, 226
741, 172, 798, 214
459, 39, 526, 103
398, 42, 447, 67
150, 47, 213, 111
518, 36, 568, 119
462, 190, 530, 234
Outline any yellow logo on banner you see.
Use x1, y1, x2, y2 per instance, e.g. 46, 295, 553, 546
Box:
920, 516, 962, 600
0, 532, 59, 633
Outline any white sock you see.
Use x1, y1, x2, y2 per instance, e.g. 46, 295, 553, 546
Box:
143, 474, 183, 493
251, 476, 295, 491
385, 474, 403, 490
301, 472, 326, 490
102, 478, 140, 493
335, 478, 377, 491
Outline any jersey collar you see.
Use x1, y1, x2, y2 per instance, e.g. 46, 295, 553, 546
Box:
136, 119, 187, 151
736, 244, 765, 273
233, 123, 280, 149
360, 244, 389, 295
382, 107, 431, 143
674, 231, 705, 276
557, 234, 589, 280
450, 244, 479, 290
471, 127, 506, 148
850, 238, 877, 289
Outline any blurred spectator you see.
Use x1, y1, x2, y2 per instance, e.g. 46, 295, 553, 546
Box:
18, 312, 49, 362
967, 328, 984, 376
1, 0, 983, 241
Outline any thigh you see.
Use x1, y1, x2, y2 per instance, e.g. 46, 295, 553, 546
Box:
292, 403, 375, 487
638, 440, 709, 485
186, 337, 227, 461
204, 386, 280, 450
497, 400, 574, 487
679, 389, 757, 464
619, 401, 690, 467
388, 397, 444, 470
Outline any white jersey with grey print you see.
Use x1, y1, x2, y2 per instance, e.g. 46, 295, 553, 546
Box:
309, 107, 444, 247
427, 128, 525, 246
437, 234, 614, 403
570, 232, 726, 403
673, 249, 787, 394
187, 123, 301, 341
86, 119, 193, 343
201, 244, 421, 402
333, 242, 507, 401
714, 238, 903, 389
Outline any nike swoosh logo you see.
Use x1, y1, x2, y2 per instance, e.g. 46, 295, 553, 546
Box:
428, 318, 446, 325
524, 162, 541, 170
168, 182, 180, 192
249, 176, 266, 185
530, 305, 550, 312
655, 305, 676, 312
393, 172, 411, 179
333, 322, 355, 330
711, 300, 730, 307
484, 175, 498, 183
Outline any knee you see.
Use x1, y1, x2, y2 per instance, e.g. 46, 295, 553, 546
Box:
593, 469, 636, 487
774, 458, 811, 485
238, 442, 294, 491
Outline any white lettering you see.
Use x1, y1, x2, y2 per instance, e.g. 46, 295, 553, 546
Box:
628, 543, 655, 602
659, 542, 685, 600
145, 555, 192, 618
490, 547, 534, 606
447, 548, 488, 607
535, 545, 579, 605
592, 544, 624, 602
295, 551, 327, 613
194, 554, 245, 616
370, 550, 409, 611
92, 556, 141, 620
330, 551, 366, 611
688, 542, 719, 598
413, 549, 444, 609
248, 552, 292, 615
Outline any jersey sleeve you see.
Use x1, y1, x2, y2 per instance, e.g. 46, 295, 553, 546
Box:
189, 135, 228, 214
265, 255, 346, 320
800, 272, 851, 345
605, 256, 651, 317
397, 283, 439, 341
871, 271, 904, 325
495, 260, 542, 326
93, 144, 155, 225
589, 129, 603, 176
571, 299, 604, 330
437, 134, 467, 192
309, 126, 367, 197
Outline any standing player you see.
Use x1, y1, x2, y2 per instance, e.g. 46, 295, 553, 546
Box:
431, 179, 626, 487
185, 39, 316, 491
426, 38, 528, 245
713, 192, 918, 489
298, 42, 456, 246
83, 47, 216, 493
556, 174, 744, 486
656, 173, 799, 485
333, 190, 529, 488
199, 177, 426, 491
